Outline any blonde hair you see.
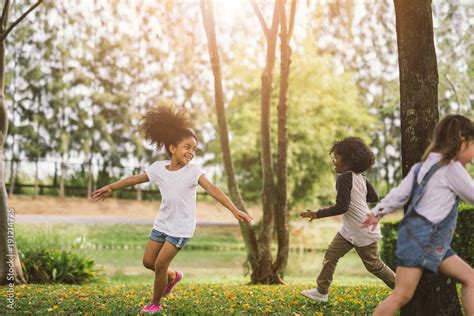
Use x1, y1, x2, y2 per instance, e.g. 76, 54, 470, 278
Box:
422, 114, 474, 164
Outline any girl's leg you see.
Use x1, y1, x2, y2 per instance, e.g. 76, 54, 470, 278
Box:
438, 255, 474, 315
373, 266, 423, 316
316, 233, 353, 294
355, 242, 395, 289
142, 240, 177, 284
151, 241, 181, 305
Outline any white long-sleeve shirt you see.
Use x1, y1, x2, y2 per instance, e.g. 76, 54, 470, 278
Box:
372, 152, 474, 224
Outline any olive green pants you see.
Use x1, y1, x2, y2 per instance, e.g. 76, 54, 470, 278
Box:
317, 233, 395, 294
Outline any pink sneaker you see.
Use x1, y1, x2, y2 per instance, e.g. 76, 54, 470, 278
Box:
141, 303, 162, 314
163, 271, 183, 296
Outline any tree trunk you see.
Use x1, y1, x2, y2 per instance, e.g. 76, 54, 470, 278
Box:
249, 0, 281, 284
395, 0, 439, 177
199, 0, 260, 281
59, 159, 65, 198
273, 0, 296, 282
0, 1, 27, 284
33, 158, 39, 198
8, 157, 15, 196
87, 161, 93, 199
394, 0, 461, 314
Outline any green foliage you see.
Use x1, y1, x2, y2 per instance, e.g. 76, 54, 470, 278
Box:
16, 229, 102, 284
452, 204, 474, 267
20, 248, 101, 284
215, 42, 376, 209
380, 204, 474, 270
379, 219, 400, 271
0, 283, 391, 314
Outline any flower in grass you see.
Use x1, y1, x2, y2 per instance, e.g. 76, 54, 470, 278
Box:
264, 306, 273, 313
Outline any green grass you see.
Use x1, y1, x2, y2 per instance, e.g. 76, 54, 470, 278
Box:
0, 283, 391, 314
15, 223, 385, 284
15, 224, 246, 251
15, 220, 342, 251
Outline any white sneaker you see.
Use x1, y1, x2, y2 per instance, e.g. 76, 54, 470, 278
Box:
300, 288, 329, 302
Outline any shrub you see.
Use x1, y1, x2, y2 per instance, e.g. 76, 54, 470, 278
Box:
381, 203, 474, 270
17, 230, 102, 284
20, 248, 102, 284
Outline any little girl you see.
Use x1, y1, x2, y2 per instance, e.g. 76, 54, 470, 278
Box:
300, 137, 395, 302
362, 114, 474, 315
92, 104, 253, 314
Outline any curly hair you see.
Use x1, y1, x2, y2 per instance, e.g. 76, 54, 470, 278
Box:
422, 114, 474, 165
139, 102, 196, 157
330, 137, 375, 174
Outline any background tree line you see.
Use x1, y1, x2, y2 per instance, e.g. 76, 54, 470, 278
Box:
4, 0, 472, 209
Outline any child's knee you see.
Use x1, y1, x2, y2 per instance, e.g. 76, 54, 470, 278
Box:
392, 289, 414, 306
461, 268, 474, 287
154, 260, 169, 272
143, 259, 154, 270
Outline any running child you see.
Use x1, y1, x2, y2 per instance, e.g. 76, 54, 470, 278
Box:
300, 137, 395, 302
362, 114, 474, 315
92, 104, 253, 314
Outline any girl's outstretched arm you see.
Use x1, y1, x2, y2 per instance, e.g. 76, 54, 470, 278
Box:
92, 173, 149, 201
198, 175, 253, 224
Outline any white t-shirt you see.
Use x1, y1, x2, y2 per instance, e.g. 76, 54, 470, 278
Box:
145, 160, 205, 238
372, 152, 474, 223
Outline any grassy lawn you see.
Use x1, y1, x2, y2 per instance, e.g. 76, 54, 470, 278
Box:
4, 222, 404, 313
0, 282, 391, 314
15, 222, 384, 284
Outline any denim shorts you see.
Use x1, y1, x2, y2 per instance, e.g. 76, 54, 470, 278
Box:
396, 212, 457, 273
149, 229, 190, 249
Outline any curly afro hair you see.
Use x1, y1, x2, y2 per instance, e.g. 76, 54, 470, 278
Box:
139, 102, 196, 157
330, 137, 375, 174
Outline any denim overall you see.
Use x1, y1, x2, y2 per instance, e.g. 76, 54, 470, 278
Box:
396, 162, 460, 273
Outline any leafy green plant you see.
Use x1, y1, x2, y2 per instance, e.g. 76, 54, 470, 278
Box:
20, 248, 102, 284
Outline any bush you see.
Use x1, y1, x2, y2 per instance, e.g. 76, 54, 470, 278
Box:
20, 248, 101, 284
17, 230, 102, 284
381, 203, 474, 270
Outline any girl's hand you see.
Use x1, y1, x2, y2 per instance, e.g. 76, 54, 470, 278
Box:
233, 210, 253, 224
92, 185, 113, 201
300, 210, 317, 222
361, 213, 380, 231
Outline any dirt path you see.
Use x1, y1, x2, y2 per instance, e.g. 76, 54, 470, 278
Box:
8, 195, 261, 225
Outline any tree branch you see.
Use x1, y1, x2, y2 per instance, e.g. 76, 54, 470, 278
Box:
1, 0, 42, 41
199, 0, 209, 35
288, 0, 297, 40
250, 0, 269, 40
1, 0, 11, 30
442, 72, 461, 108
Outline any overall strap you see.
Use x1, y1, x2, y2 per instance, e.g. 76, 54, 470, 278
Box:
406, 162, 443, 214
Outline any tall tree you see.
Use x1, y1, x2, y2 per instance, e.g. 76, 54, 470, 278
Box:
0, 0, 42, 285
394, 0, 461, 314
199, 0, 260, 281
249, 0, 281, 284
201, 0, 297, 284
273, 0, 296, 280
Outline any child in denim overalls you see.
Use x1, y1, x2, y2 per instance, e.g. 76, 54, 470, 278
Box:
362, 114, 474, 315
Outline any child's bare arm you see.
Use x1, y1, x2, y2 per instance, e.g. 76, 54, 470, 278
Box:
198, 175, 253, 223
92, 173, 149, 201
